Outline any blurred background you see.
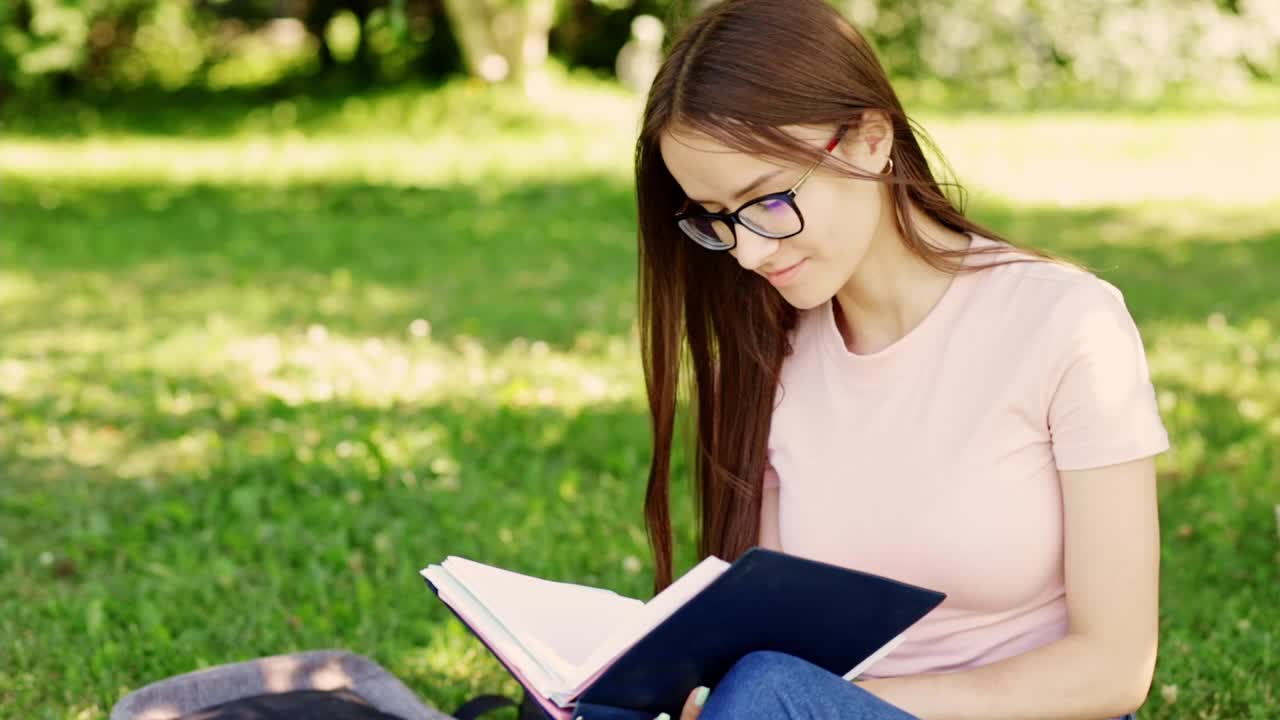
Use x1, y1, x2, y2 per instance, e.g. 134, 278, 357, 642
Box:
1, 1, 1277, 718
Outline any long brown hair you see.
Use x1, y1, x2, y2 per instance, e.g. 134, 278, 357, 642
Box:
637, 0, 1058, 591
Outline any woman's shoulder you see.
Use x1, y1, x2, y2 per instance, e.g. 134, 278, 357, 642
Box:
965, 235, 1129, 318
964, 238, 1150, 387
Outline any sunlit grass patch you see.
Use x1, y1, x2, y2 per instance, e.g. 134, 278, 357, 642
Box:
920, 112, 1280, 207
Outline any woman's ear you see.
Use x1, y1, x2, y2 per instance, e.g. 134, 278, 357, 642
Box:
841, 111, 893, 173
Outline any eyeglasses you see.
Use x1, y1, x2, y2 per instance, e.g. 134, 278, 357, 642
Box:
674, 126, 847, 252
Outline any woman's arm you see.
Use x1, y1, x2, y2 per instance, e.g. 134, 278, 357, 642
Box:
857, 456, 1161, 720
759, 486, 782, 551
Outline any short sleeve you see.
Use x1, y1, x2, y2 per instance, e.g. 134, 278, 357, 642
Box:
1044, 278, 1170, 471
763, 462, 780, 490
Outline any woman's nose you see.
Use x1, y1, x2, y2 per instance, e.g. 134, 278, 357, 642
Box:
729, 227, 780, 273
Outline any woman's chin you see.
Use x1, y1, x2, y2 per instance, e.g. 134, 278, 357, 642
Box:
776, 285, 830, 311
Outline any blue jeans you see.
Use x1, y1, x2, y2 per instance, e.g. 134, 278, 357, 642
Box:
698, 651, 1137, 720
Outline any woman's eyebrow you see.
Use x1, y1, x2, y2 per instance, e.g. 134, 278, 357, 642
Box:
687, 168, 784, 206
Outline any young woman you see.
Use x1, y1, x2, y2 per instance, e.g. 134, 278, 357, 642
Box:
633, 2, 1169, 719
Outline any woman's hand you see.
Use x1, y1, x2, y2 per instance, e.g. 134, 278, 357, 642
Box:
654, 685, 710, 720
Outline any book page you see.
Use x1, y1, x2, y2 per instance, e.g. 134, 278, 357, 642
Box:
441, 557, 645, 682
566, 554, 731, 692
421, 564, 564, 699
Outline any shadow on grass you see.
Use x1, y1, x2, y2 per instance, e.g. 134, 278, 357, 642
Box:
5, 81, 1278, 142
4, 177, 1278, 354
2, 176, 639, 350
0, 72, 640, 143
973, 204, 1280, 327
0, 81, 576, 140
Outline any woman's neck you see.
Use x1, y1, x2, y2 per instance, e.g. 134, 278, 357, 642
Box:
833, 208, 972, 355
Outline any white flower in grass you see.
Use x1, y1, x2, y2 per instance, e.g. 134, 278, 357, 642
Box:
622, 556, 642, 575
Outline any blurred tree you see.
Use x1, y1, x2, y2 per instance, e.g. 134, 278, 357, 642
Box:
553, 0, 650, 72
419, 0, 465, 81
831, 0, 1280, 108
615, 13, 663, 93
293, 0, 377, 79
0, 0, 1273, 106
440, 0, 557, 89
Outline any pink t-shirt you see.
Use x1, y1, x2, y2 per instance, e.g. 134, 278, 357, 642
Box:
764, 234, 1170, 678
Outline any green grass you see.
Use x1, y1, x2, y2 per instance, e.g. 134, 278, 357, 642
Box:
1, 78, 1278, 719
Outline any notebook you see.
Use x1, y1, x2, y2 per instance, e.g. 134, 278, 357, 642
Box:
420, 547, 945, 720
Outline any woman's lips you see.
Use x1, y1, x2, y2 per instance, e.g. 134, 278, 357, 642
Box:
765, 259, 806, 287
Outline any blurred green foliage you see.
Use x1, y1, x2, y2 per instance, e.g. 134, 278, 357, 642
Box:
0, 0, 1276, 109
0, 0, 464, 97
842, 0, 1280, 109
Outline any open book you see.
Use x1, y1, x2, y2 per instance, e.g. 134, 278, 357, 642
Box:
421, 547, 944, 720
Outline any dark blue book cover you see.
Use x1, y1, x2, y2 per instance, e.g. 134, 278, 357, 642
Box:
423, 547, 945, 720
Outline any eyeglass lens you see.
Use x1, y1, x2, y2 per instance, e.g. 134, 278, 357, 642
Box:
738, 197, 801, 237
678, 195, 802, 249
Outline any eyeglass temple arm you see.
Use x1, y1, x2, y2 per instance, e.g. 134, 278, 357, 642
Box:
787, 125, 849, 194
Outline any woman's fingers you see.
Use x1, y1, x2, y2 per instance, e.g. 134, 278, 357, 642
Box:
679, 685, 710, 720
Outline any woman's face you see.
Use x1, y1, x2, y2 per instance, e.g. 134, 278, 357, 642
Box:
659, 122, 890, 310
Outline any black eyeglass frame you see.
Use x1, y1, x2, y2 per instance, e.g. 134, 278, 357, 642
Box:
673, 125, 849, 252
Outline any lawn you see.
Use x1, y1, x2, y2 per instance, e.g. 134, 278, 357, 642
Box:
1, 76, 1277, 719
